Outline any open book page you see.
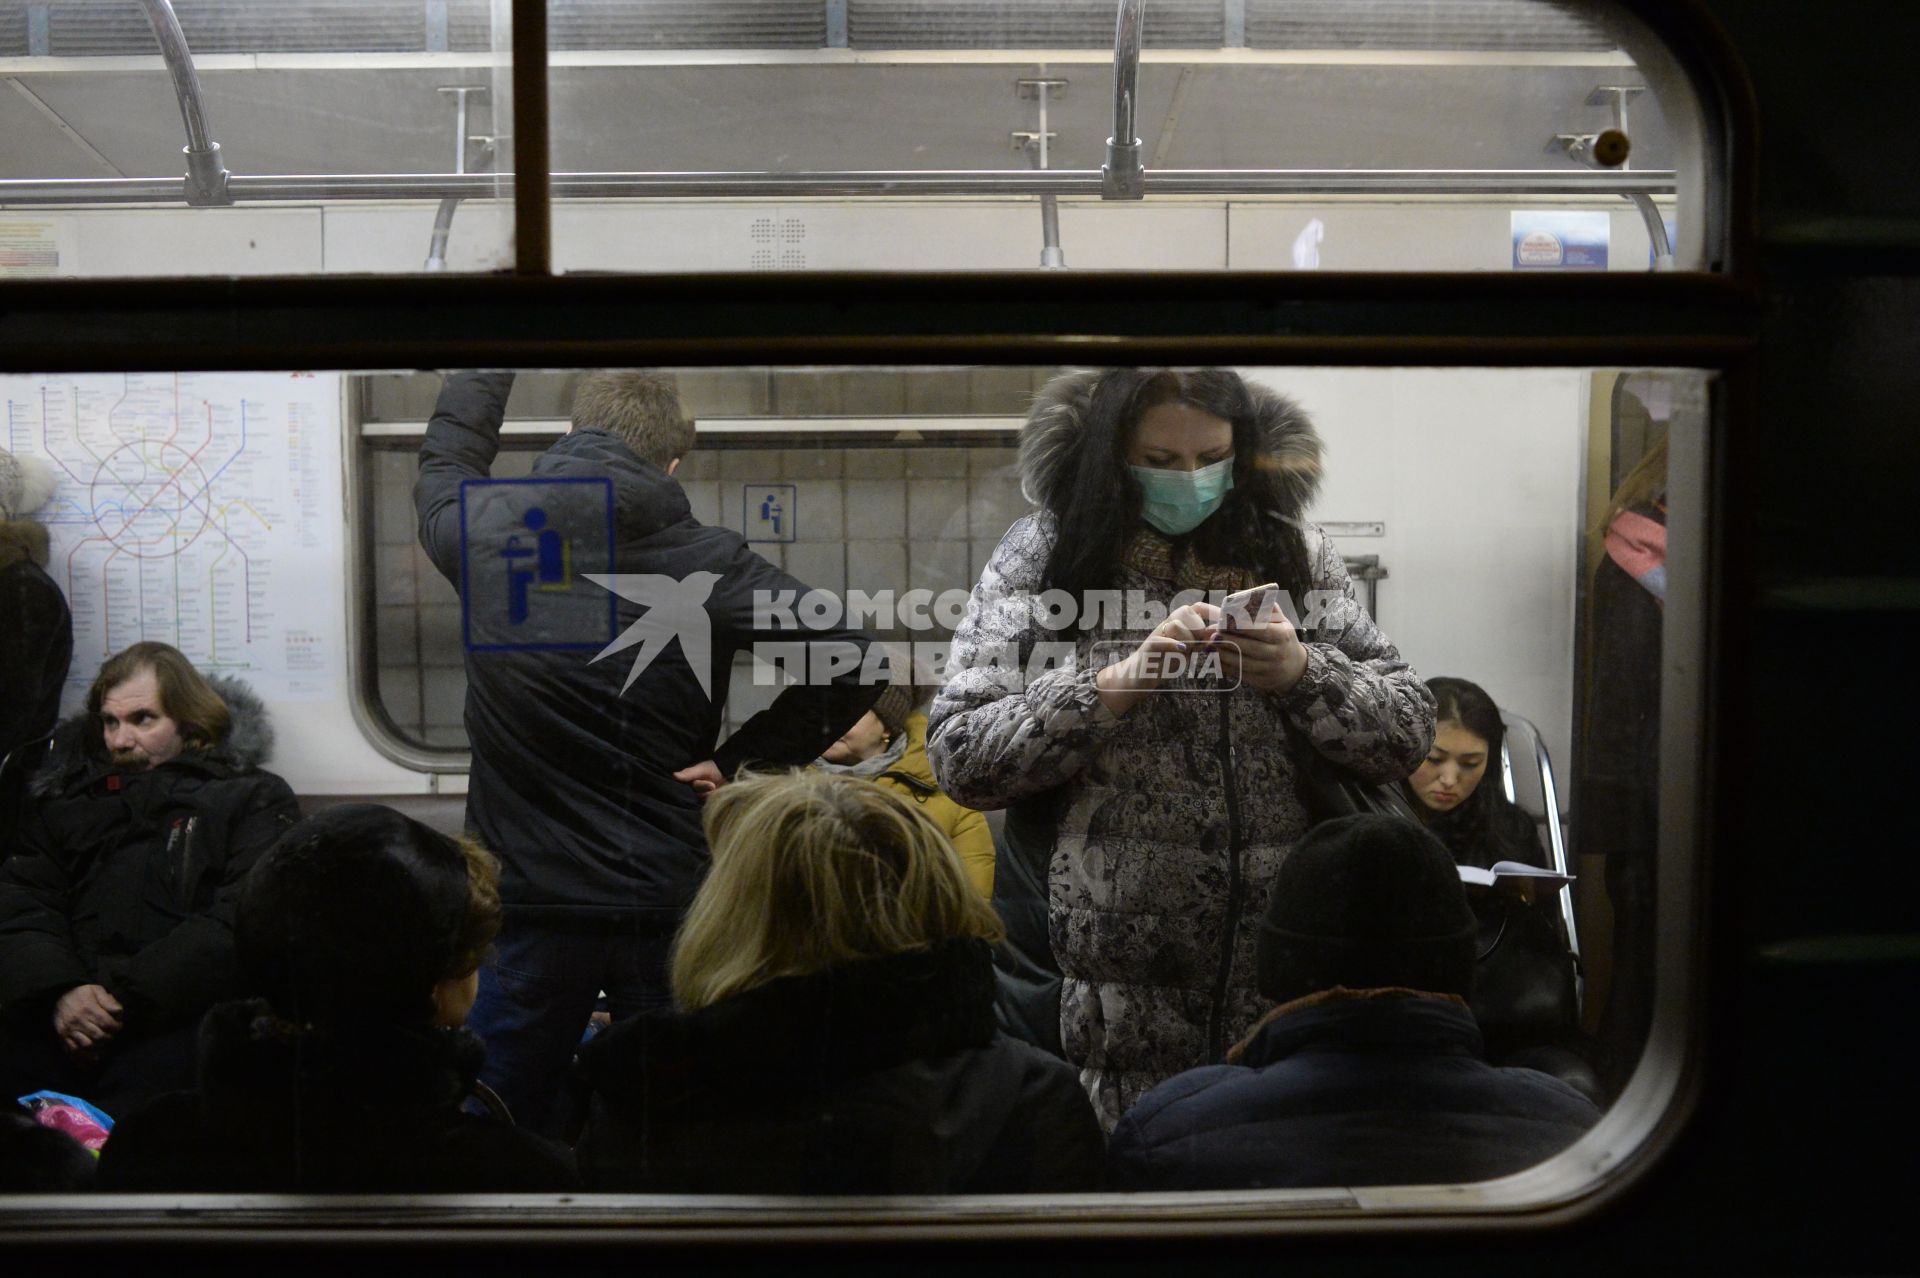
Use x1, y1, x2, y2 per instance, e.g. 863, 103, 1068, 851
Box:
1457, 861, 1575, 890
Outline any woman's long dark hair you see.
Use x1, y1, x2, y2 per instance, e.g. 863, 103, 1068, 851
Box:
1038, 369, 1314, 614
1417, 677, 1539, 869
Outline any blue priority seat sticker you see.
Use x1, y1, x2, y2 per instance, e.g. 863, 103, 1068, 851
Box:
458, 477, 617, 652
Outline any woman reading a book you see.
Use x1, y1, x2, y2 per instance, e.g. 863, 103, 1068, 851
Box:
1404, 677, 1603, 1101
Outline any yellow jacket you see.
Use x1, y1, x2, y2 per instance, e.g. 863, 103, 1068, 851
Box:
871, 712, 995, 899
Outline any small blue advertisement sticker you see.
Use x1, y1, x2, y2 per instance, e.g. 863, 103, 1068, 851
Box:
458, 477, 617, 652
1511, 210, 1610, 270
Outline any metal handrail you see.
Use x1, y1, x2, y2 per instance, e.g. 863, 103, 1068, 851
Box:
1501, 712, 1585, 1012
1103, 0, 1145, 199
134, 0, 231, 205
0, 167, 1678, 207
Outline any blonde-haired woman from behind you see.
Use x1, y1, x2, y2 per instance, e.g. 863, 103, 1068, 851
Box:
576, 770, 1103, 1193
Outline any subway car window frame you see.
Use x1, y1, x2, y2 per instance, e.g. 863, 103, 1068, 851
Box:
0, 0, 1754, 1249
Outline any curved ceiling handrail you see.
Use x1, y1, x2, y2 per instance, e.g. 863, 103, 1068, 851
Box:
135, 0, 232, 205
1103, 0, 1146, 200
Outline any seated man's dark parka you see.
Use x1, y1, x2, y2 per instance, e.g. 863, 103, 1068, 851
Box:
0, 680, 299, 1036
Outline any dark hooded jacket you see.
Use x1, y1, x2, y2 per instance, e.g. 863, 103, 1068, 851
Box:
95, 999, 577, 1192
1106, 989, 1601, 1190
0, 519, 72, 763
575, 939, 1104, 1193
415, 372, 880, 921
0, 518, 72, 847
0, 678, 298, 1033
927, 372, 1436, 1129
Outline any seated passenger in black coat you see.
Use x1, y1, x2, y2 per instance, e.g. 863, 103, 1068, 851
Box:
0, 643, 299, 1117
0, 446, 73, 839
97, 804, 577, 1192
1405, 677, 1601, 1100
1107, 815, 1601, 1191
577, 771, 1105, 1194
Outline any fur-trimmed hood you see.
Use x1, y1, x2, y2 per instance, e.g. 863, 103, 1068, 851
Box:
31, 673, 276, 797
1017, 369, 1325, 518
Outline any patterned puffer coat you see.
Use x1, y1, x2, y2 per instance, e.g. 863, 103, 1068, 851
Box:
926, 373, 1436, 1130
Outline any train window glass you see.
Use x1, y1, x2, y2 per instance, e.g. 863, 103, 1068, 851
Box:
0, 1, 1715, 276
0, 0, 517, 275
541, 0, 1711, 273
2, 361, 1706, 1218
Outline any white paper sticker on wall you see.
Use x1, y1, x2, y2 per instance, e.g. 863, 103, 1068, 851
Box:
1292, 218, 1326, 270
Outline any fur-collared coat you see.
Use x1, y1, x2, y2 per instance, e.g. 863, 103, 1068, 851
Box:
0, 679, 299, 1033
927, 372, 1436, 1130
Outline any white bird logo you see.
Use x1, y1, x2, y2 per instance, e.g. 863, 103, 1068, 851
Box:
582, 572, 721, 699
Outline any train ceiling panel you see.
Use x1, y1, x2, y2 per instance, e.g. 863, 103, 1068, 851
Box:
0, 0, 1617, 57
0, 59, 1668, 182
848, 0, 1225, 48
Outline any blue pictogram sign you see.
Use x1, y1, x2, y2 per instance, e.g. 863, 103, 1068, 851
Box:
459, 477, 617, 652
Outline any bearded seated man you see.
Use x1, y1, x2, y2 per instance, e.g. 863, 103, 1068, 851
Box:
0, 642, 298, 1118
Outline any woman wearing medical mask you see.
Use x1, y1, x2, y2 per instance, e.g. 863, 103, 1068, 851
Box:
928, 368, 1435, 1131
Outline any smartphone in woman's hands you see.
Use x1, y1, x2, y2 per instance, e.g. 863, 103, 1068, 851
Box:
1220, 582, 1280, 632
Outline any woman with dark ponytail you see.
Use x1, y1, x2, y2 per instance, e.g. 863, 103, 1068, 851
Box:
97, 804, 577, 1191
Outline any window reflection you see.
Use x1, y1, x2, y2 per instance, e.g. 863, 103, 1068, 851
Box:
0, 361, 1694, 1197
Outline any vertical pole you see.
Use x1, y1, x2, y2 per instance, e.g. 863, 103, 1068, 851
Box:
512, 0, 550, 275
825, 0, 849, 49
1223, 0, 1246, 48
425, 0, 450, 53
26, 4, 50, 57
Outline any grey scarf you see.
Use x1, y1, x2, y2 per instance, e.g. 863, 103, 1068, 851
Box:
813, 730, 909, 779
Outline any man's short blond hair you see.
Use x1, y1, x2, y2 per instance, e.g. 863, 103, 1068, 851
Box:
571, 371, 693, 468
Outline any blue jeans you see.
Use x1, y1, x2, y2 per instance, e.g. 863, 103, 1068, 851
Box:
465, 916, 675, 1137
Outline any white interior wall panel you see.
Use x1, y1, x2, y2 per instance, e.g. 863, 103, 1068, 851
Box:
55, 206, 327, 275
17, 199, 1673, 275
1255, 366, 1585, 804
1228, 202, 1670, 271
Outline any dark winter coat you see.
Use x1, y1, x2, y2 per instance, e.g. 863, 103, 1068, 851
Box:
95, 999, 578, 1192
1106, 989, 1601, 1190
0, 519, 72, 769
575, 938, 1105, 1193
1427, 797, 1585, 1065
0, 681, 298, 1033
927, 374, 1436, 1129
415, 372, 881, 922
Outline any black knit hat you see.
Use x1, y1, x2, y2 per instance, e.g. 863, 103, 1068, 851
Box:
870, 684, 915, 741
1256, 814, 1477, 1004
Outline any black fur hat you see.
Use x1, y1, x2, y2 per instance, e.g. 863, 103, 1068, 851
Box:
1256, 814, 1477, 1004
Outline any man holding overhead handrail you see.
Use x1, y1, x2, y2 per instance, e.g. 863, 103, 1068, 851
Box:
414, 370, 881, 1136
